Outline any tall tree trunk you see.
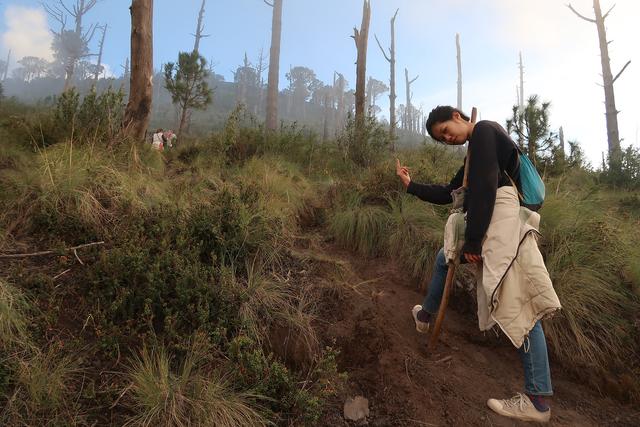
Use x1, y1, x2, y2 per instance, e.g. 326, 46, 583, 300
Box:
178, 103, 188, 137
517, 52, 525, 147
265, 0, 283, 131
389, 12, 397, 142
322, 93, 330, 143
352, 0, 370, 151
255, 49, 267, 116
559, 125, 565, 159
2, 50, 10, 81
568, 0, 631, 170
404, 68, 418, 134
518, 51, 524, 109
123, 0, 154, 142
93, 24, 108, 84
334, 72, 345, 133
375, 9, 398, 145
366, 76, 372, 113
456, 33, 462, 111
193, 0, 208, 53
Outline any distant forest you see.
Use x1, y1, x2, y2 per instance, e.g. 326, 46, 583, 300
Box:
1, 58, 430, 143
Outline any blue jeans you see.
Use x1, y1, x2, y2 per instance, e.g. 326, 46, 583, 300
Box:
422, 247, 553, 396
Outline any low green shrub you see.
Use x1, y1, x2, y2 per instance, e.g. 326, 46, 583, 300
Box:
228, 335, 342, 424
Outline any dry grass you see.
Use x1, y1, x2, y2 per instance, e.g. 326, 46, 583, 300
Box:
1, 348, 83, 426
124, 346, 268, 427
237, 258, 320, 362
0, 279, 29, 349
328, 192, 392, 257
540, 193, 640, 372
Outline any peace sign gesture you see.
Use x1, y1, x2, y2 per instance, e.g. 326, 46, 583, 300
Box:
395, 158, 411, 188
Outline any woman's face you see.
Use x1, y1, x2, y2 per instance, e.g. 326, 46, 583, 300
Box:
431, 111, 469, 145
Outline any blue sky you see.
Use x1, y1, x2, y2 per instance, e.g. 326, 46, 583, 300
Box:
2, 0, 639, 166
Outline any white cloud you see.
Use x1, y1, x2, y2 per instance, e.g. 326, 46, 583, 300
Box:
404, 0, 639, 166
101, 63, 116, 78
1, 5, 54, 64
488, 0, 640, 165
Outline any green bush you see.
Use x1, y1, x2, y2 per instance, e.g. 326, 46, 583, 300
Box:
228, 336, 342, 424
54, 87, 125, 145
84, 208, 240, 350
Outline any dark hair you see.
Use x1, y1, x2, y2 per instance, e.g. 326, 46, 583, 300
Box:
425, 106, 470, 141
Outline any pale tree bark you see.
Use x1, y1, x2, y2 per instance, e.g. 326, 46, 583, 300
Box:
404, 68, 418, 133
123, 0, 153, 142
517, 52, 525, 147
352, 0, 371, 147
559, 125, 565, 159
2, 50, 10, 81
286, 65, 293, 116
255, 48, 267, 116
192, 0, 209, 53
235, 53, 251, 106
456, 33, 462, 111
518, 51, 524, 109
334, 72, 346, 133
265, 0, 283, 131
322, 92, 330, 142
93, 23, 107, 84
375, 9, 398, 145
568, 0, 631, 169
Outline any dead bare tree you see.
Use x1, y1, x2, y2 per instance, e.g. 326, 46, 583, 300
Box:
352, 0, 371, 152
122, 0, 153, 142
334, 71, 346, 133
518, 51, 524, 109
44, 0, 99, 91
192, 0, 209, 53
234, 53, 253, 107
2, 50, 10, 81
264, 0, 283, 131
404, 68, 418, 132
559, 125, 565, 159
516, 52, 525, 147
93, 23, 107, 84
375, 9, 398, 144
568, 0, 631, 169
456, 33, 462, 111
254, 48, 268, 116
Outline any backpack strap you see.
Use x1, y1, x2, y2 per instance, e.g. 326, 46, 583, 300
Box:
462, 107, 478, 189
504, 170, 524, 202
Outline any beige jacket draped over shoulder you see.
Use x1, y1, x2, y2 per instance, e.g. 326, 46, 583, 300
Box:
444, 186, 561, 348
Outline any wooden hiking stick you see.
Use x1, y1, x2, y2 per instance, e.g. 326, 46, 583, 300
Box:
428, 107, 477, 350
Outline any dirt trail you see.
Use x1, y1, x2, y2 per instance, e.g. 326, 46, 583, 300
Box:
311, 243, 639, 426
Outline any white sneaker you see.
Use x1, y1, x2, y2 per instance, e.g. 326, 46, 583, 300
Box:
411, 305, 430, 333
487, 393, 550, 423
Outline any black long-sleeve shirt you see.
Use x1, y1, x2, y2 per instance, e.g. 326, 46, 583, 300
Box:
406, 120, 520, 255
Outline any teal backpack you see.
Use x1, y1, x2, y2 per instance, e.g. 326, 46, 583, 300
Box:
507, 146, 545, 211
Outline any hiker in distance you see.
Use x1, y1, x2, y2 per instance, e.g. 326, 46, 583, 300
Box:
395, 106, 561, 423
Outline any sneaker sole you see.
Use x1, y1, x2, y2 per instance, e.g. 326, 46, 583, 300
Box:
487, 399, 550, 423
411, 305, 430, 334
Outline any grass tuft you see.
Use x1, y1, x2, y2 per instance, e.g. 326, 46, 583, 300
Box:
124, 345, 268, 427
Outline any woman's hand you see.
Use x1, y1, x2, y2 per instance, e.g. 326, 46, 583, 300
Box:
395, 158, 411, 188
463, 253, 482, 263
